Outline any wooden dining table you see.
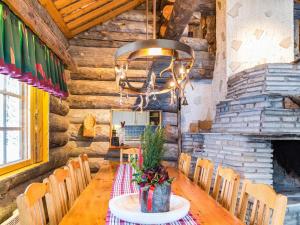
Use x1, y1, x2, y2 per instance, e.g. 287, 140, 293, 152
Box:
59, 161, 244, 225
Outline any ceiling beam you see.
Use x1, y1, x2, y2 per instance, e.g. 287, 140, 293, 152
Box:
3, 0, 74, 67
63, 0, 111, 23
67, 0, 131, 30
147, 0, 205, 86
70, 0, 145, 36
163, 0, 204, 40
39, 0, 72, 38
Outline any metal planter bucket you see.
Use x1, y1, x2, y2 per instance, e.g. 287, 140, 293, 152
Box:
140, 184, 171, 213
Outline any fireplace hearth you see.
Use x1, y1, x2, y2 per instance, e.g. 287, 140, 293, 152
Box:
273, 140, 300, 193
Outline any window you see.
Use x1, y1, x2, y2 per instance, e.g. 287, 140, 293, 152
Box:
0, 74, 49, 175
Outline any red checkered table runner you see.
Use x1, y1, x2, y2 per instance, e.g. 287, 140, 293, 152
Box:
105, 164, 199, 225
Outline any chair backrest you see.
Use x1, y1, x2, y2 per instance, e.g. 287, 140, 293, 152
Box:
16, 182, 56, 225
237, 180, 287, 225
178, 153, 191, 176
79, 153, 92, 186
68, 159, 85, 197
49, 167, 75, 223
120, 148, 139, 163
178, 152, 185, 169
193, 158, 214, 193
212, 165, 240, 214
43, 178, 59, 225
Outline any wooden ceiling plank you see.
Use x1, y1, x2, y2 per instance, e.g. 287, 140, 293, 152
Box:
39, 0, 72, 38
54, 0, 77, 10
2, 0, 74, 67
60, 0, 95, 16
63, 0, 111, 23
67, 0, 131, 30
70, 0, 144, 36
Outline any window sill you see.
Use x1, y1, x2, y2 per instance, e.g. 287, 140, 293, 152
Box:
0, 161, 48, 181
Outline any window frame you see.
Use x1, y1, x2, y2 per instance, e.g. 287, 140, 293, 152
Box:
0, 78, 49, 176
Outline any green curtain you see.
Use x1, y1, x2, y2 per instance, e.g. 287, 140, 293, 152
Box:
0, 2, 68, 98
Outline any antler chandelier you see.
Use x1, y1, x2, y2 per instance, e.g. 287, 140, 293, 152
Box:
114, 0, 195, 109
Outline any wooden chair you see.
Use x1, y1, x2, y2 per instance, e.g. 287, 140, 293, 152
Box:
178, 153, 191, 176
212, 165, 240, 214
16, 182, 56, 225
48, 167, 75, 223
193, 158, 214, 193
120, 148, 139, 164
79, 153, 92, 187
68, 159, 85, 197
237, 180, 287, 225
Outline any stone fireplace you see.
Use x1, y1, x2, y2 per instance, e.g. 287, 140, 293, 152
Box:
181, 63, 300, 224
273, 140, 300, 194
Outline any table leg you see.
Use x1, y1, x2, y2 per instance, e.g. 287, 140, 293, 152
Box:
120, 149, 123, 164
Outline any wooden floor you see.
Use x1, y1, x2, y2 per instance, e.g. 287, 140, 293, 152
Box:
59, 161, 244, 225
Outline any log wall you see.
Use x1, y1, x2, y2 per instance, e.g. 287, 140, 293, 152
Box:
67, 10, 180, 161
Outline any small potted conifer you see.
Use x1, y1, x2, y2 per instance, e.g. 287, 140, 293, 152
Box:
131, 126, 173, 213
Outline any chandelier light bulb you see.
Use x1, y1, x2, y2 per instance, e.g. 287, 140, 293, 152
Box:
148, 48, 163, 55
169, 80, 175, 88
179, 65, 186, 75
120, 70, 126, 79
115, 65, 121, 73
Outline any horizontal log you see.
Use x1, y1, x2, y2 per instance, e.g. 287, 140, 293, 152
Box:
73, 30, 147, 42
49, 113, 69, 132
180, 37, 208, 51
69, 80, 118, 95
91, 19, 152, 34
69, 39, 132, 48
146, 94, 178, 113
68, 148, 104, 158
162, 112, 178, 126
189, 68, 213, 79
68, 123, 110, 142
68, 141, 110, 154
69, 95, 177, 113
69, 95, 137, 109
50, 95, 70, 116
163, 143, 179, 160
71, 67, 147, 81
115, 10, 155, 22
164, 125, 178, 143
49, 132, 69, 148
69, 46, 146, 69
68, 109, 111, 124
69, 80, 144, 95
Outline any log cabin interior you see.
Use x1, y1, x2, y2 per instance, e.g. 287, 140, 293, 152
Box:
0, 0, 300, 225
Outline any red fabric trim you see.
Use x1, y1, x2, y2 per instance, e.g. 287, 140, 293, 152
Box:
147, 185, 155, 212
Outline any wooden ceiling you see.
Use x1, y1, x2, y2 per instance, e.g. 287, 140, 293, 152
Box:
38, 0, 145, 38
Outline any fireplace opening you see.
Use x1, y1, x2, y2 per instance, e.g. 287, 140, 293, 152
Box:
272, 140, 300, 196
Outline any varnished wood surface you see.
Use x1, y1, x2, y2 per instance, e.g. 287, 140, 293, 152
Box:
59, 162, 244, 225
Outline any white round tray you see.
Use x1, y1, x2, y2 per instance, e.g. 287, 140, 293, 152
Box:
109, 193, 190, 224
